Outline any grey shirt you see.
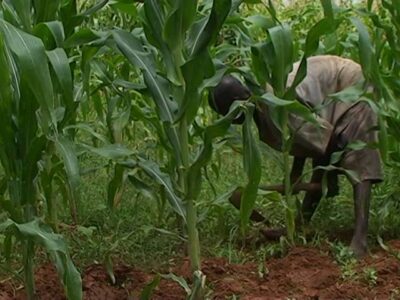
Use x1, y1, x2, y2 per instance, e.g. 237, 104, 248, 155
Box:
256, 55, 365, 158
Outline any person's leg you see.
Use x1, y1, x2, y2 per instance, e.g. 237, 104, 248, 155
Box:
301, 159, 326, 223
326, 170, 340, 198
350, 180, 372, 257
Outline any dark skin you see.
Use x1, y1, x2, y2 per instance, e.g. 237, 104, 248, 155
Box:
209, 75, 372, 257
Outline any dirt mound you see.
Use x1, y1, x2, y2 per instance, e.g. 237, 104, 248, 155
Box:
1, 241, 399, 299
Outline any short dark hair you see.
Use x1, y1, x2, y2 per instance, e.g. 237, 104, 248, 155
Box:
208, 75, 251, 116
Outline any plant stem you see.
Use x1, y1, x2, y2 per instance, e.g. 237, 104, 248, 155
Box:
282, 111, 295, 244
23, 205, 36, 300
179, 116, 201, 271
23, 239, 35, 300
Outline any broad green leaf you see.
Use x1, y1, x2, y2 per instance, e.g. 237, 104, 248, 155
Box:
240, 104, 261, 230
138, 160, 186, 220
187, 101, 243, 200
54, 136, 80, 203
60, 0, 80, 37
0, 34, 16, 175
63, 28, 109, 48
46, 48, 73, 109
112, 29, 183, 163
161, 273, 191, 295
143, 0, 181, 84
189, 0, 232, 57
186, 16, 207, 56
79, 0, 108, 16
244, 15, 275, 30
22, 136, 47, 205
164, 0, 197, 55
110, 1, 138, 17
3, 0, 31, 30
0, 20, 54, 125
0, 218, 82, 300
257, 93, 317, 132
178, 50, 214, 123
33, 21, 65, 49
267, 24, 293, 97
304, 18, 338, 57
33, 0, 61, 23
350, 17, 374, 80
112, 29, 177, 123
251, 42, 273, 87
140, 275, 161, 300
321, 0, 334, 20
107, 164, 125, 208
84, 143, 135, 160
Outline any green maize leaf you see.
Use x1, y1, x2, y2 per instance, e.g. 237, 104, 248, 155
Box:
244, 15, 275, 30
83, 143, 135, 160
257, 93, 317, 132
60, 0, 80, 38
107, 164, 125, 208
0, 35, 16, 174
0, 218, 82, 300
112, 29, 183, 163
55, 136, 81, 207
350, 17, 374, 79
63, 28, 109, 48
112, 29, 177, 123
321, 0, 334, 20
251, 42, 272, 87
189, 0, 232, 58
138, 159, 186, 221
230, 0, 243, 13
2, 2, 21, 29
178, 50, 214, 123
46, 48, 73, 108
284, 17, 340, 99
161, 273, 191, 295
143, 0, 181, 84
240, 103, 261, 230
143, 0, 165, 50
33, 21, 65, 49
186, 15, 207, 56
3, 0, 31, 30
0, 20, 54, 125
33, 0, 61, 23
113, 79, 146, 91
304, 18, 338, 57
164, 0, 197, 55
127, 173, 156, 200
267, 24, 293, 97
199, 61, 230, 89
109, 1, 138, 17
187, 101, 242, 200
21, 136, 47, 206
265, 0, 278, 24
140, 275, 161, 300
79, 0, 108, 17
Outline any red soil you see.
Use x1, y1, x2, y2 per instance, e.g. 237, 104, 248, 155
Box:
1, 241, 399, 300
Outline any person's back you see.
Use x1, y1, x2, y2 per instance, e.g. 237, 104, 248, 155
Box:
289, 55, 364, 125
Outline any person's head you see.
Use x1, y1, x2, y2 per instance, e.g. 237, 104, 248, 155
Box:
208, 75, 252, 123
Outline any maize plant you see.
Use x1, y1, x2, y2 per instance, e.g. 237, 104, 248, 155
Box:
0, 0, 111, 299
106, 0, 270, 297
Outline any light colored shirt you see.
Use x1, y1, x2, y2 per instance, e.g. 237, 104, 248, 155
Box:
256, 55, 365, 158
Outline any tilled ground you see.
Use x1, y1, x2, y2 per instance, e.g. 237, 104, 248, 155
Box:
1, 241, 400, 300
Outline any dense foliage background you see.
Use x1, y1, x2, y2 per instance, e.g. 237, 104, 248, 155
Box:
0, 0, 399, 299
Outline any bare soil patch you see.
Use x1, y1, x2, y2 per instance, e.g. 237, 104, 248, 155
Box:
1, 241, 399, 299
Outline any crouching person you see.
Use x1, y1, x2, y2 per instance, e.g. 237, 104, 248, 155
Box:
208, 55, 383, 257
